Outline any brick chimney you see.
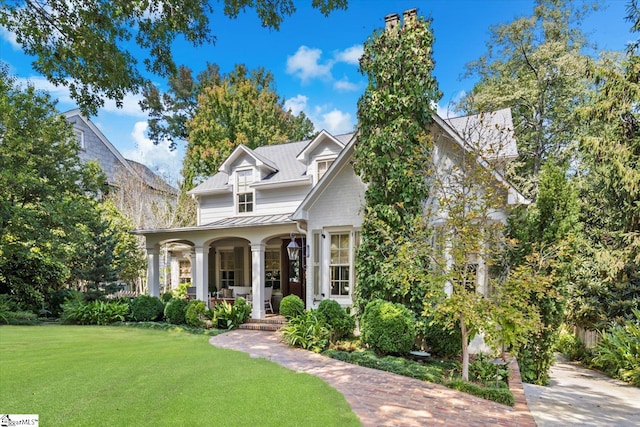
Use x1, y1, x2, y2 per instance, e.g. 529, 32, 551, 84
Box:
403, 8, 418, 24
385, 13, 400, 31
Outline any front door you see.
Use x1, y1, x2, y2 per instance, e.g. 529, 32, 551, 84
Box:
282, 238, 305, 305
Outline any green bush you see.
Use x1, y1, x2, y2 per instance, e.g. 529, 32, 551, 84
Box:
591, 309, 640, 386
469, 354, 509, 388
47, 289, 78, 317
280, 309, 330, 352
361, 299, 416, 356
61, 299, 129, 325
185, 300, 207, 328
130, 295, 164, 322
213, 297, 251, 329
445, 379, 514, 406
423, 318, 462, 358
279, 294, 304, 319
164, 298, 190, 325
161, 292, 173, 303
317, 299, 355, 341
555, 327, 588, 361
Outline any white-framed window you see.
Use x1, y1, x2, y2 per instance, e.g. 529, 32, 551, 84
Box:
265, 248, 281, 292
236, 169, 254, 213
330, 233, 351, 297
219, 250, 235, 288
316, 158, 334, 183
74, 128, 85, 151
179, 260, 191, 284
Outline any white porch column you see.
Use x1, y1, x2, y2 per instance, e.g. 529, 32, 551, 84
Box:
146, 244, 160, 297
194, 245, 209, 304
251, 243, 266, 319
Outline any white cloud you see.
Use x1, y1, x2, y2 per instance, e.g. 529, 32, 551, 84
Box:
284, 94, 308, 115
122, 121, 181, 185
333, 77, 360, 92
101, 93, 147, 118
0, 27, 20, 50
319, 109, 353, 134
16, 75, 75, 104
286, 46, 332, 82
335, 45, 363, 65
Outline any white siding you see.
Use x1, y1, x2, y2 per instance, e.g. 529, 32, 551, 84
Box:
254, 186, 310, 215
199, 194, 234, 225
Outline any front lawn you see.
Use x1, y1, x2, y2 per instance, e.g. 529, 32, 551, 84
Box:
0, 325, 359, 426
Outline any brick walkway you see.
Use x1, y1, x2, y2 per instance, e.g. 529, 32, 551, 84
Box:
209, 330, 536, 426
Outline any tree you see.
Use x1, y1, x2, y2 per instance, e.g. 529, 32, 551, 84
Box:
0, 0, 347, 116
183, 64, 315, 186
0, 66, 102, 308
353, 10, 440, 319
458, 0, 594, 193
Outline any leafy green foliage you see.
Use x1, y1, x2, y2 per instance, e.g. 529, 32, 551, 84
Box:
279, 294, 305, 319
280, 309, 330, 353
554, 326, 588, 361
469, 354, 509, 388
129, 295, 165, 322
361, 299, 416, 356
185, 300, 207, 328
422, 319, 461, 358
353, 11, 440, 318
212, 297, 250, 329
0, 1, 347, 116
317, 299, 355, 341
591, 310, 640, 386
164, 298, 190, 325
445, 379, 514, 406
0, 67, 105, 310
61, 298, 129, 325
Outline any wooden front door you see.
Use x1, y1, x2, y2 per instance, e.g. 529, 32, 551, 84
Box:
282, 238, 305, 305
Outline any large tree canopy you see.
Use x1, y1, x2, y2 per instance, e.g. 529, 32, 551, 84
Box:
0, 0, 347, 116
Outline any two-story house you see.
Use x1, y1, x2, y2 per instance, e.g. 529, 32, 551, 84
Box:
135, 108, 527, 319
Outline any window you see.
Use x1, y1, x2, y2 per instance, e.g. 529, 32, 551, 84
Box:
312, 231, 321, 298
179, 260, 191, 284
454, 263, 478, 292
74, 128, 85, 151
236, 169, 254, 213
316, 159, 334, 183
265, 249, 281, 292
219, 250, 235, 287
330, 233, 350, 296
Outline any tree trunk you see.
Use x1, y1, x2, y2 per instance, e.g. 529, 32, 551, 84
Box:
460, 314, 470, 381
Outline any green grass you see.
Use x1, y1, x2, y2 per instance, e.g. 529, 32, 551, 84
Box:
0, 325, 360, 426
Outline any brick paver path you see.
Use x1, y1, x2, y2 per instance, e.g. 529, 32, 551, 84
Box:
210, 330, 535, 426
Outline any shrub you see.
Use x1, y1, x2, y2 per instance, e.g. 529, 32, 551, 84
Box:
48, 289, 78, 317
161, 292, 173, 303
213, 297, 251, 329
186, 300, 207, 328
130, 295, 164, 322
555, 326, 588, 361
164, 298, 190, 325
361, 299, 416, 356
279, 294, 304, 319
423, 318, 462, 358
590, 310, 640, 386
469, 354, 509, 388
61, 299, 129, 325
280, 309, 330, 352
317, 299, 355, 341
446, 379, 514, 406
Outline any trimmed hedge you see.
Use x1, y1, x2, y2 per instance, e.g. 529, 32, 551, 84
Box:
280, 294, 304, 319
317, 299, 355, 341
361, 299, 416, 355
130, 295, 164, 322
164, 298, 189, 325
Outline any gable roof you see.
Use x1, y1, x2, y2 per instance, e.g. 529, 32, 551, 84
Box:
63, 109, 177, 194
188, 133, 355, 196
444, 108, 518, 161
219, 144, 278, 174
296, 130, 346, 163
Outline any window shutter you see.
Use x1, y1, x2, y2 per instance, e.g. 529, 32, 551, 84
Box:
234, 247, 244, 286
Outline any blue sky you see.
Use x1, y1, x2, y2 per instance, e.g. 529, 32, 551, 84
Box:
0, 0, 633, 185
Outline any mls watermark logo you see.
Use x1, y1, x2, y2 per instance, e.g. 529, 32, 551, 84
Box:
0, 414, 39, 426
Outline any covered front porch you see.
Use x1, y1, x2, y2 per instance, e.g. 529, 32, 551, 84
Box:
137, 215, 306, 319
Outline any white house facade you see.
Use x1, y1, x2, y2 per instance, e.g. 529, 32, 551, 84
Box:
135, 109, 527, 319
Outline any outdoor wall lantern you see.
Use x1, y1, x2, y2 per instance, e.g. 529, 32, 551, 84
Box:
286, 233, 301, 261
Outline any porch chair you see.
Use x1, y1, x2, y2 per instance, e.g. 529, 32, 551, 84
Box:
248, 286, 274, 314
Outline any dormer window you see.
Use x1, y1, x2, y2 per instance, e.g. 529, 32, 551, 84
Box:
316, 158, 334, 183
236, 169, 254, 213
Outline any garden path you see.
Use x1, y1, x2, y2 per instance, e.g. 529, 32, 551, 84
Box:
523, 355, 640, 426
210, 330, 535, 427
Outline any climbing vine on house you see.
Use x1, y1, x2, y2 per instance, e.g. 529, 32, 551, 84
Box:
353, 10, 441, 317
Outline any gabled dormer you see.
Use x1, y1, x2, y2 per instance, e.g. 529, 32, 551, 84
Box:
296, 130, 347, 184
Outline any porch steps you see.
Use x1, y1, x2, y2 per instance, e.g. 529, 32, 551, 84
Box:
239, 315, 287, 332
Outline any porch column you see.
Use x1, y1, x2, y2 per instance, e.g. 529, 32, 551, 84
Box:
194, 245, 210, 304
250, 243, 266, 319
146, 244, 160, 297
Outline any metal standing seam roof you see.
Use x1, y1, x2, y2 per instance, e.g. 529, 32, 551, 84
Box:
203, 213, 295, 228
445, 108, 518, 159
